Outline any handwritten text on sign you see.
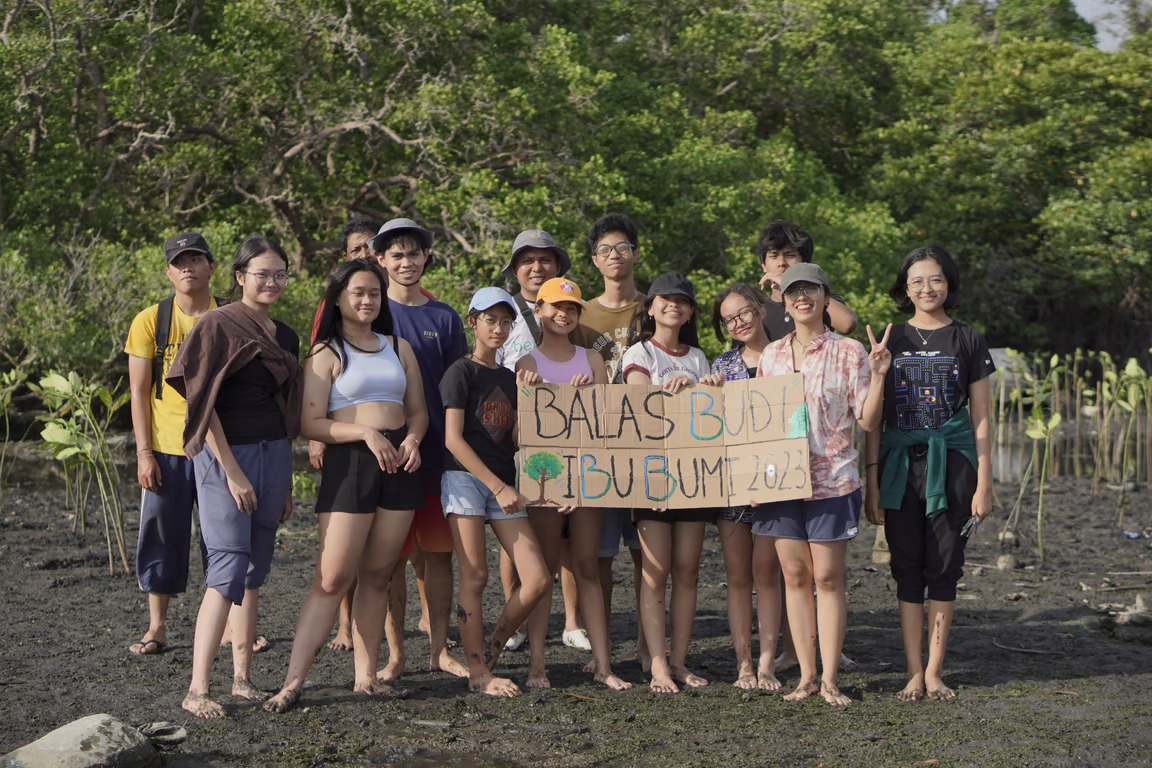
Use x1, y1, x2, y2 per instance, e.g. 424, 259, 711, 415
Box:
517, 375, 811, 509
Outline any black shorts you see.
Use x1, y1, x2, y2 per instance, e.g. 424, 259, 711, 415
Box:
315, 426, 423, 514
632, 507, 718, 524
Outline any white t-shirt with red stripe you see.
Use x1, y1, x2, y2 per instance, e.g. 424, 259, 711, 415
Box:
621, 339, 710, 385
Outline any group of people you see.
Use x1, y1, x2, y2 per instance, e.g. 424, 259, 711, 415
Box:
124, 213, 994, 718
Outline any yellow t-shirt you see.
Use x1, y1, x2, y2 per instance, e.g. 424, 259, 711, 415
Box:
124, 298, 219, 455
572, 294, 646, 383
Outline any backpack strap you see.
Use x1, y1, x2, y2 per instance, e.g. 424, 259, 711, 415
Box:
153, 296, 228, 399
513, 294, 543, 346
153, 297, 174, 399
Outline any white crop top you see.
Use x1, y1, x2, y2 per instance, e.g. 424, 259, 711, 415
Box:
328, 333, 406, 412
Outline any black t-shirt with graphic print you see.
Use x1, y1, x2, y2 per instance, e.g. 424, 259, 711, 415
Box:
440, 358, 518, 485
881, 321, 996, 431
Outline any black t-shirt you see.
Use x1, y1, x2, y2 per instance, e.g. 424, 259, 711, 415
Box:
763, 294, 841, 341
881, 321, 996, 431
215, 321, 300, 444
440, 358, 518, 485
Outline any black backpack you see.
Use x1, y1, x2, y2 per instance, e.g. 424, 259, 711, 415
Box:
152, 296, 229, 399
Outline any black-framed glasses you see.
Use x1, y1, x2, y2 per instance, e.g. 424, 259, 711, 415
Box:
782, 284, 822, 301
594, 241, 636, 257
244, 270, 290, 285
722, 307, 757, 331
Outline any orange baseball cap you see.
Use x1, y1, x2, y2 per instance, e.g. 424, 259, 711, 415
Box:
536, 277, 584, 305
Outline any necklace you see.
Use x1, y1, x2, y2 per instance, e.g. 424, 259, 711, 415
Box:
910, 322, 948, 346
791, 335, 814, 350
345, 335, 380, 353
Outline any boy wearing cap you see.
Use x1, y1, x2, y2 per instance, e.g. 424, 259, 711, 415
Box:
755, 220, 858, 340
370, 218, 470, 680
571, 213, 649, 669
124, 232, 219, 655
495, 229, 570, 371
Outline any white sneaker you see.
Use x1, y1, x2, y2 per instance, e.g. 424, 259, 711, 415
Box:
504, 631, 527, 651
562, 628, 592, 651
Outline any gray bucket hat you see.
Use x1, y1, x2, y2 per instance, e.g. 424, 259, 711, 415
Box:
779, 263, 832, 295
368, 218, 433, 254
500, 229, 571, 278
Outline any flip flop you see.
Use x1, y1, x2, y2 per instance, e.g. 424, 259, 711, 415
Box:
138, 722, 187, 747
129, 638, 166, 655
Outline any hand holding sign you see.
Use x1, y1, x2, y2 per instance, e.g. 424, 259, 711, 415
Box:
866, 324, 892, 377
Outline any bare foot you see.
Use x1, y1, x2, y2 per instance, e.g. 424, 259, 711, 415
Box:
431, 649, 469, 678
671, 666, 708, 688
783, 677, 820, 702
927, 683, 956, 701
582, 659, 596, 675
756, 669, 782, 692
649, 673, 679, 694
418, 612, 430, 635
220, 635, 270, 654
897, 673, 926, 702
232, 676, 269, 702
839, 653, 858, 672
182, 692, 224, 719
354, 677, 411, 699
733, 660, 757, 689
820, 680, 851, 706
263, 687, 301, 714
128, 634, 167, 655
594, 672, 633, 691
527, 659, 550, 689
471, 673, 520, 697
774, 650, 799, 675
327, 631, 353, 651
377, 657, 404, 682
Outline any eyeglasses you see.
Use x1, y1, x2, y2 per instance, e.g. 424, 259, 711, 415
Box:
907, 276, 946, 293
478, 315, 514, 332
244, 270, 290, 285
721, 307, 757, 331
783, 284, 822, 301
594, 241, 636, 258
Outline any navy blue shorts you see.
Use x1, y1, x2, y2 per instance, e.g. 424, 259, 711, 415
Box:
750, 489, 861, 543
136, 452, 201, 595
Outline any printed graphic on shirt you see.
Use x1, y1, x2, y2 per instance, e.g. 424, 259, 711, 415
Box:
892, 351, 962, 430
481, 384, 514, 444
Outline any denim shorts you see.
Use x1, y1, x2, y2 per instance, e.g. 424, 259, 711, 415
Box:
718, 505, 755, 525
750, 489, 861, 543
441, 471, 528, 521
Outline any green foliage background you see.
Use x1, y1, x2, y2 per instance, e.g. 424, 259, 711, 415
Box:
1, 0, 1149, 379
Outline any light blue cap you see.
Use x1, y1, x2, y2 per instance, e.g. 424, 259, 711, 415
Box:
468, 286, 516, 314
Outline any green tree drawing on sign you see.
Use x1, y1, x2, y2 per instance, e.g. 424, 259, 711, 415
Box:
524, 451, 565, 506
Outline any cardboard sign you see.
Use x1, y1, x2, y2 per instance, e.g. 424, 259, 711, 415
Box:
517, 375, 812, 509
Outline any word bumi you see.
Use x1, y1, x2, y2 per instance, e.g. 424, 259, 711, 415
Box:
518, 375, 811, 509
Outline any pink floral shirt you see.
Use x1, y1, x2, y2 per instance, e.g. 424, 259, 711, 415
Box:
757, 331, 871, 500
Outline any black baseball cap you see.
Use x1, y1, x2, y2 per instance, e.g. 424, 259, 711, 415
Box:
164, 232, 213, 264
649, 273, 695, 304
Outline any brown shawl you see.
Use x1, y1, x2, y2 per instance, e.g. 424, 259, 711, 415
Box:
165, 301, 302, 458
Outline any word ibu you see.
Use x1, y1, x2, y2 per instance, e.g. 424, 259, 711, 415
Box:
518, 376, 811, 509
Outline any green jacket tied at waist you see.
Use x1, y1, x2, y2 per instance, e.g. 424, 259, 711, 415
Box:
878, 409, 978, 517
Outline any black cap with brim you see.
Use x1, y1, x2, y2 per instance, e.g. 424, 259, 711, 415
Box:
648, 272, 696, 304
164, 232, 213, 264
368, 218, 433, 254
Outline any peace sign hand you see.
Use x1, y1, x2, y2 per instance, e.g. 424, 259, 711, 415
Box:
866, 323, 893, 376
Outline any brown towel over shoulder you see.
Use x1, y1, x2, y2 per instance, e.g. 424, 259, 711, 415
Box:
166, 302, 302, 458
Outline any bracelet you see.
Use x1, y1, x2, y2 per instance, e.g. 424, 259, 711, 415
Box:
492, 482, 507, 496
137, 449, 154, 458
865, 461, 878, 468
402, 434, 420, 445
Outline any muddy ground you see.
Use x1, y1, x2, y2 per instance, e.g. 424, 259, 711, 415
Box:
2, 468, 1151, 767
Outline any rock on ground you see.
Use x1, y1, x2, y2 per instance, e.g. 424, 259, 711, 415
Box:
2, 714, 160, 768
